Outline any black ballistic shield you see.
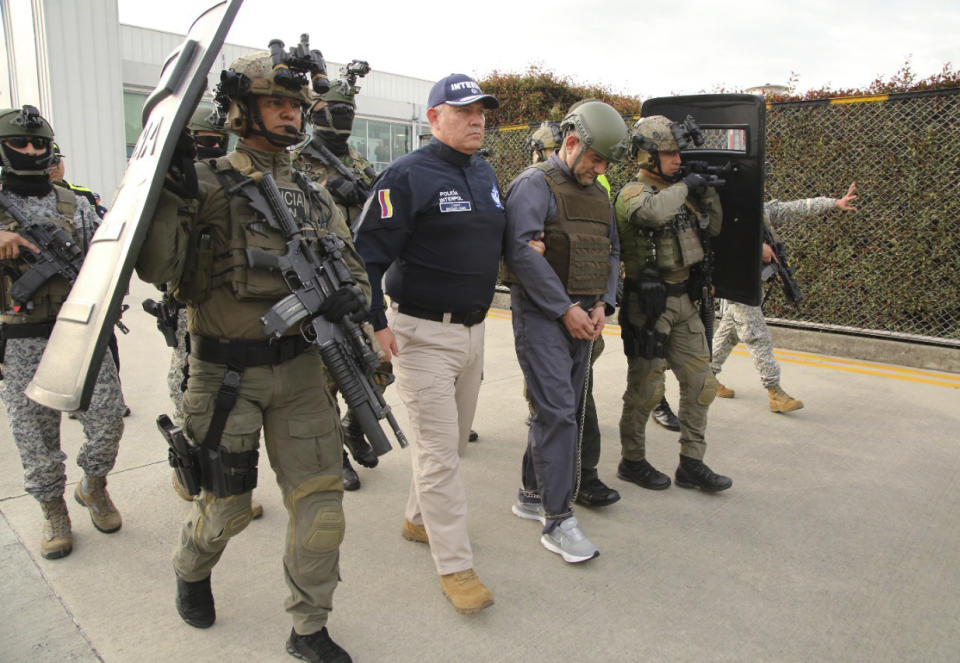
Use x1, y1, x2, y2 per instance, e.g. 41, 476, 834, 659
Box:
641, 94, 766, 306
25, 0, 244, 411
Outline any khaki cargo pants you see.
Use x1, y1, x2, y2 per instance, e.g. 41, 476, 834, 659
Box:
619, 292, 717, 461
174, 348, 344, 635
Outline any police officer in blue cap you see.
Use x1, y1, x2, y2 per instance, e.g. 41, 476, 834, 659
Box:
354, 73, 503, 615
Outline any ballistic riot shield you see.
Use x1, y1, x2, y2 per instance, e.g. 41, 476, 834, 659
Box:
25, 0, 244, 411
641, 94, 765, 306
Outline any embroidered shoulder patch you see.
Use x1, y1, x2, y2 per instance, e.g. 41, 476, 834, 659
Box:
378, 189, 393, 219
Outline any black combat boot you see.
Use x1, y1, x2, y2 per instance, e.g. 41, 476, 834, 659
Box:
286, 626, 352, 663
176, 574, 215, 628
342, 452, 360, 491
651, 397, 680, 431
340, 412, 378, 468
675, 456, 732, 492
617, 458, 671, 490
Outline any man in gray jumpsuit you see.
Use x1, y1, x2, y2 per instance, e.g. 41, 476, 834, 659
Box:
0, 106, 125, 560
504, 101, 629, 563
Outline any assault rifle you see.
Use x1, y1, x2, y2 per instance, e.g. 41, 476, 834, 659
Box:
302, 139, 374, 208
240, 173, 407, 455
0, 190, 130, 334
679, 159, 731, 189
696, 231, 716, 359
761, 227, 803, 306
0, 190, 82, 311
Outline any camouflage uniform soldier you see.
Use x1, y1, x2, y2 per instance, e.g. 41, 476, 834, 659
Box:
136, 48, 368, 662
0, 106, 125, 560
293, 63, 385, 491
615, 115, 732, 493
711, 186, 858, 411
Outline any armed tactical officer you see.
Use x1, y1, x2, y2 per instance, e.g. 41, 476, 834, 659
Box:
0, 106, 125, 560
136, 48, 368, 663
616, 115, 732, 493
294, 61, 383, 490
354, 73, 503, 615
504, 101, 628, 563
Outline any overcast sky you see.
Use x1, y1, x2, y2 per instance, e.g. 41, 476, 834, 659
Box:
118, 0, 959, 99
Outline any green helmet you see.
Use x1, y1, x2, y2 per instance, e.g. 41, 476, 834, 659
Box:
632, 115, 679, 170
0, 105, 56, 176
560, 101, 630, 163
526, 120, 561, 161
187, 106, 228, 134
216, 50, 316, 145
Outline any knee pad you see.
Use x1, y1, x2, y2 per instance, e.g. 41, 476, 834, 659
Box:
643, 380, 666, 410
697, 372, 718, 406
301, 504, 345, 554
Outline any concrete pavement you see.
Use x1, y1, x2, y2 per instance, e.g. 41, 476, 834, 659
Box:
1, 276, 959, 663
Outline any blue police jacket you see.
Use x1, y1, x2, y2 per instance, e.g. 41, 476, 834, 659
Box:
354, 139, 506, 330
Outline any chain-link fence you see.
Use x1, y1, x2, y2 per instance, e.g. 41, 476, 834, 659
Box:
481, 88, 960, 347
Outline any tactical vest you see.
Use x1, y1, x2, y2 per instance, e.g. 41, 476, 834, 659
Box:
637, 171, 706, 276
173, 150, 335, 306
0, 187, 78, 323
504, 162, 612, 297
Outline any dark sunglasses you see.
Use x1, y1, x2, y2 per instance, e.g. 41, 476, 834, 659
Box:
4, 136, 51, 149
193, 135, 226, 149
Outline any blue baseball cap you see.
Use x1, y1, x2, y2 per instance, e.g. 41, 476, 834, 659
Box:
428, 74, 499, 109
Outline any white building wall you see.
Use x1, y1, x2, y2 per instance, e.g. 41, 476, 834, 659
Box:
1, 0, 125, 201
41, 0, 125, 199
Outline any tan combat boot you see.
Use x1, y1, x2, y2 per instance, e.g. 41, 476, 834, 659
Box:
74, 475, 122, 533
439, 569, 494, 614
40, 497, 73, 559
716, 382, 735, 398
401, 518, 429, 544
768, 385, 804, 413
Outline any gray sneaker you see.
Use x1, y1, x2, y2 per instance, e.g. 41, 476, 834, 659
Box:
511, 494, 545, 525
540, 516, 599, 563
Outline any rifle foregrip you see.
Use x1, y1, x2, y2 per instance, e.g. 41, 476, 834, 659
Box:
317, 338, 393, 456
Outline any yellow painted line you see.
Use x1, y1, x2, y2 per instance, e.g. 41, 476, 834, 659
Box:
487, 309, 959, 388
830, 94, 889, 105
728, 349, 959, 389
498, 123, 533, 133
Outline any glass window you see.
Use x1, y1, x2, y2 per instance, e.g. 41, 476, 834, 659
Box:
367, 120, 392, 166
390, 124, 411, 159
123, 91, 148, 157
348, 117, 368, 160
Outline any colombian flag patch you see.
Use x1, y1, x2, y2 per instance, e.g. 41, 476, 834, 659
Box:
378, 189, 393, 219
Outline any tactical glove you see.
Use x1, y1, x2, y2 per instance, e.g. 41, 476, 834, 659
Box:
318, 285, 367, 322
164, 129, 199, 198
637, 265, 667, 320
681, 172, 707, 195
326, 177, 363, 208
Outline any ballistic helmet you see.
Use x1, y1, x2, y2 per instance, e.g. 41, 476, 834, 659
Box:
187, 106, 228, 134
632, 115, 679, 170
527, 120, 562, 161
0, 105, 56, 176
560, 100, 630, 163
216, 47, 321, 146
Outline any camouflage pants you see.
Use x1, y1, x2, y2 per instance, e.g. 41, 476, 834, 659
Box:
167, 308, 189, 426
710, 299, 780, 389
1, 337, 125, 503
